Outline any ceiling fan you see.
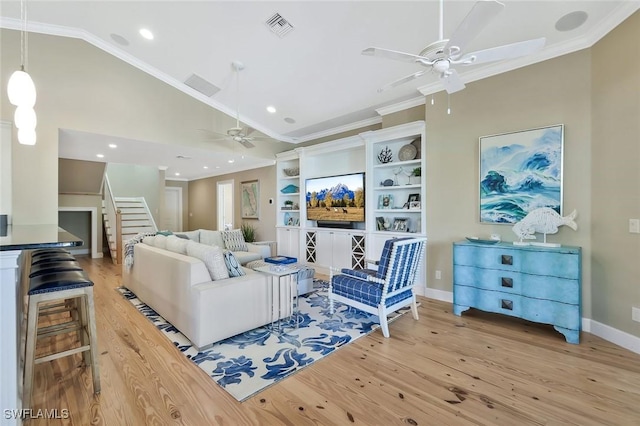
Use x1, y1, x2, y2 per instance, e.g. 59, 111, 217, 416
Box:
362, 0, 546, 94
200, 61, 269, 149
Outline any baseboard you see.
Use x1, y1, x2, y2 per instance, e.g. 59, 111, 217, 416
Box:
583, 319, 640, 355
424, 289, 640, 355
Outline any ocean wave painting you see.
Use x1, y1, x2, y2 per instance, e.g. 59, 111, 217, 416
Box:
479, 125, 563, 224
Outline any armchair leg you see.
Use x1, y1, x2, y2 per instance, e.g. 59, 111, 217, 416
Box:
329, 293, 335, 315
410, 295, 419, 320
378, 304, 390, 338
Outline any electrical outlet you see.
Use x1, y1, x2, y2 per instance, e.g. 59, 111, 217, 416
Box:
633, 306, 640, 323
630, 219, 640, 234
435, 270, 442, 280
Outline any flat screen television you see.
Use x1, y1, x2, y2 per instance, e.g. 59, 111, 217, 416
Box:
305, 172, 365, 224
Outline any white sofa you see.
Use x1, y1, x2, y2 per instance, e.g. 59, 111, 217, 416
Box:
122, 242, 285, 350
175, 229, 269, 265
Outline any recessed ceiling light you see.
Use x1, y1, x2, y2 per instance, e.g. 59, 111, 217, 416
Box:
108, 144, 117, 148
228, 159, 235, 163
203, 166, 208, 169
175, 172, 180, 176
266, 105, 277, 113
555, 11, 588, 32
284, 117, 296, 124
139, 28, 154, 40
215, 166, 220, 169
96, 154, 104, 158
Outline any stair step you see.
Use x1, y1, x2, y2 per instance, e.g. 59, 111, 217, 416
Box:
118, 207, 147, 214
116, 201, 146, 208
121, 219, 152, 227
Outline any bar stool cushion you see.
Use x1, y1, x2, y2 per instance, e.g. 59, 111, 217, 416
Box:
29, 261, 82, 278
29, 271, 93, 295
31, 248, 71, 257
31, 254, 76, 265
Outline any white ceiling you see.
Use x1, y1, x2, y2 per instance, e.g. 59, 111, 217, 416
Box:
2, 1, 638, 180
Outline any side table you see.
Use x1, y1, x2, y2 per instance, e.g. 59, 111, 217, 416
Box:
253, 264, 300, 334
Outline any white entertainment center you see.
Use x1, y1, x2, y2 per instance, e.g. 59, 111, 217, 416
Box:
275, 121, 427, 294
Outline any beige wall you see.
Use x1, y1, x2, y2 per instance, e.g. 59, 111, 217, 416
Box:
424, 49, 593, 315
188, 165, 277, 241
591, 11, 640, 335
59, 158, 105, 195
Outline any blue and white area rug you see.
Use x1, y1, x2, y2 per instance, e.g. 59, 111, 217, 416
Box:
118, 281, 412, 401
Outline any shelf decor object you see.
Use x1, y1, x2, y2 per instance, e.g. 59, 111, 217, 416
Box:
283, 167, 299, 177
398, 143, 417, 161
479, 124, 564, 224
280, 184, 299, 194
377, 146, 393, 163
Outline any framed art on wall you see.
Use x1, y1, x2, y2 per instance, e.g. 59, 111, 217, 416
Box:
241, 180, 260, 219
479, 124, 564, 224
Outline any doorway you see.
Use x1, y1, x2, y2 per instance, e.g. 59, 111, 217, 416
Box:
163, 187, 183, 232
217, 180, 234, 231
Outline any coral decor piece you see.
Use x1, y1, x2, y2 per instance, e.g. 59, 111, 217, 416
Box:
377, 146, 393, 163
512, 207, 577, 246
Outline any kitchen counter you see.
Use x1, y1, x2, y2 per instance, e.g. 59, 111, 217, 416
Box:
0, 224, 83, 251
1, 225, 83, 426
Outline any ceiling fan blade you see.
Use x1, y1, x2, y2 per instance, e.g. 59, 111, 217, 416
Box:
458, 37, 546, 65
378, 70, 428, 92
238, 139, 255, 149
444, 0, 504, 56
441, 69, 466, 94
362, 47, 428, 64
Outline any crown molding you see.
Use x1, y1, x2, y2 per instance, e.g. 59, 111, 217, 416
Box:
289, 116, 382, 144
375, 97, 426, 117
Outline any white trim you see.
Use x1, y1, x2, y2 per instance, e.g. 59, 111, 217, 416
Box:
288, 116, 382, 144
583, 318, 640, 355
375, 97, 426, 117
425, 289, 640, 355
217, 180, 234, 231
58, 207, 102, 258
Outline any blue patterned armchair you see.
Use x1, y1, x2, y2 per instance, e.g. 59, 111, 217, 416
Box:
329, 237, 426, 337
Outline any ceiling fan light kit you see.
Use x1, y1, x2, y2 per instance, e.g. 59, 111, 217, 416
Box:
362, 0, 546, 102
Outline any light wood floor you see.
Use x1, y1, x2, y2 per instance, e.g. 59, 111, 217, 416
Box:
25, 256, 640, 425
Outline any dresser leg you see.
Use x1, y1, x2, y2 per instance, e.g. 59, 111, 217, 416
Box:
453, 304, 470, 316
553, 326, 580, 344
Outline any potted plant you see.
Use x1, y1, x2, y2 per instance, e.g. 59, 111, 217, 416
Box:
412, 167, 421, 177
283, 200, 294, 210
240, 222, 257, 243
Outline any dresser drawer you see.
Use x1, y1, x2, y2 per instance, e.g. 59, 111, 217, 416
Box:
521, 298, 580, 330
454, 243, 580, 280
453, 265, 521, 295
454, 286, 523, 318
520, 275, 580, 305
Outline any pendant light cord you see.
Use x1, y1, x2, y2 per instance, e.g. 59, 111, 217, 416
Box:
20, 0, 27, 70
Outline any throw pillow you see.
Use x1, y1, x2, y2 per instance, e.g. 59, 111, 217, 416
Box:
156, 230, 173, 236
223, 250, 245, 277
142, 236, 155, 246
186, 241, 229, 281
153, 234, 168, 249
173, 233, 189, 240
166, 235, 188, 255
222, 229, 248, 252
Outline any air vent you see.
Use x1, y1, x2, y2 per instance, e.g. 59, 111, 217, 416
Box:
184, 74, 220, 97
176, 155, 192, 160
265, 12, 294, 38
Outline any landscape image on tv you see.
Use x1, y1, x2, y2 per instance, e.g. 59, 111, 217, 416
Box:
306, 173, 365, 222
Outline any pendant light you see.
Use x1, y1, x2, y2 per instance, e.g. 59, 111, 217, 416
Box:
7, 0, 37, 145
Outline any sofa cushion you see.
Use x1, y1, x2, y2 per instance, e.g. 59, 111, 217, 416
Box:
176, 230, 200, 242
142, 236, 155, 246
153, 234, 168, 249
199, 229, 224, 247
186, 241, 229, 281
222, 229, 248, 252
223, 250, 245, 277
232, 250, 262, 265
166, 235, 189, 255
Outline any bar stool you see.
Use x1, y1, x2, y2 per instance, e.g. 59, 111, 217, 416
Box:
31, 248, 71, 257
23, 270, 101, 410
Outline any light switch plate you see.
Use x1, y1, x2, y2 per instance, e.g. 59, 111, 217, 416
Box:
632, 306, 640, 322
630, 219, 640, 234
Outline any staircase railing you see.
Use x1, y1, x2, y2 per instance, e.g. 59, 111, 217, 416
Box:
104, 176, 123, 264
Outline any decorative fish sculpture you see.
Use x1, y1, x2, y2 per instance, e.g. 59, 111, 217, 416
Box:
512, 208, 578, 240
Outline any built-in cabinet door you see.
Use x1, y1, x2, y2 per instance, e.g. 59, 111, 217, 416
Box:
314, 230, 354, 271
276, 227, 300, 259
315, 230, 333, 268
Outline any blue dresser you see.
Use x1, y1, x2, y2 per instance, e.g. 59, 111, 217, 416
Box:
453, 241, 582, 344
